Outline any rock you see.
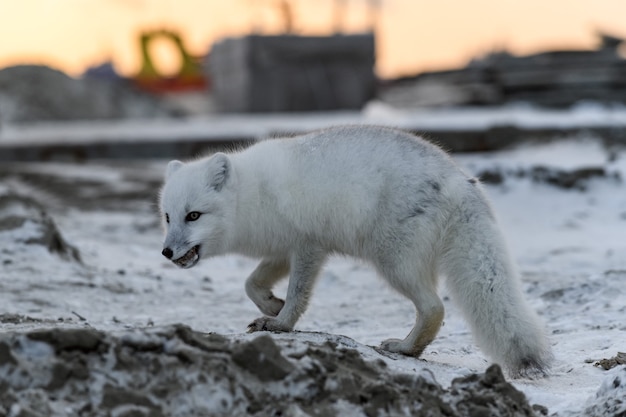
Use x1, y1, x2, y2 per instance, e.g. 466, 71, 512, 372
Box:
0, 193, 81, 262
100, 384, 161, 413
595, 352, 626, 370
450, 364, 537, 417
0, 341, 17, 365
27, 328, 106, 353
232, 334, 295, 381
583, 367, 626, 417
0, 326, 547, 417
171, 323, 231, 353
0, 65, 175, 123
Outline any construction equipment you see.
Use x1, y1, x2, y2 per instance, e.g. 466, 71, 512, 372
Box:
133, 29, 208, 93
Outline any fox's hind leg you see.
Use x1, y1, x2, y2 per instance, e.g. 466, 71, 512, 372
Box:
377, 257, 444, 357
245, 258, 290, 317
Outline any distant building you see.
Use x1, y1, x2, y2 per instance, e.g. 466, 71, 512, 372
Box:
209, 34, 376, 112
381, 33, 626, 108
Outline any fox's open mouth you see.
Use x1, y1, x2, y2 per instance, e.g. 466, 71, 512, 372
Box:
173, 245, 200, 269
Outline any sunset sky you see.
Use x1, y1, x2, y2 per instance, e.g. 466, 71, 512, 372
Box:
0, 0, 625, 79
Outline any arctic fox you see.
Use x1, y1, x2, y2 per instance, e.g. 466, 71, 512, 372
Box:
159, 125, 552, 377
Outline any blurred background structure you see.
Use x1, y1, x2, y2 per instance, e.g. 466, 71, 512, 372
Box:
0, 0, 625, 159
382, 33, 626, 108
209, 33, 376, 112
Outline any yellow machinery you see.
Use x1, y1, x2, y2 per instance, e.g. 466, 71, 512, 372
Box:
133, 30, 207, 93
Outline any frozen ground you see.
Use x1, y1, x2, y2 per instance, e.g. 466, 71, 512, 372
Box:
0, 135, 625, 416
2, 102, 626, 146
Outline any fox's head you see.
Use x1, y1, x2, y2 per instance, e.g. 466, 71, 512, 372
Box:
159, 153, 234, 268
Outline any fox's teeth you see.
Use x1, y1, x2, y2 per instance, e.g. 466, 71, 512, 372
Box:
173, 245, 200, 268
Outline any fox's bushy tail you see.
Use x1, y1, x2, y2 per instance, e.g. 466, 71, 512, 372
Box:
440, 184, 552, 377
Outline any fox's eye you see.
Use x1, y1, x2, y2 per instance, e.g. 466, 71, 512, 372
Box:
185, 211, 201, 222
165, 213, 170, 224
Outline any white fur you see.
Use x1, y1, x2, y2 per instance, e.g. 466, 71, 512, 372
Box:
159, 125, 552, 377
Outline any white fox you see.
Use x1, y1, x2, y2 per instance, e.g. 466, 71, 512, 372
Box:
159, 125, 552, 377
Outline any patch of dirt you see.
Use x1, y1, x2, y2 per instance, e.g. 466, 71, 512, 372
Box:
594, 352, 626, 370
0, 325, 544, 417
0, 314, 57, 325
478, 165, 621, 190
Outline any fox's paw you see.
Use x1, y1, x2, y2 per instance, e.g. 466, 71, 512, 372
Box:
257, 296, 285, 317
247, 317, 292, 333
380, 338, 406, 353
380, 338, 425, 357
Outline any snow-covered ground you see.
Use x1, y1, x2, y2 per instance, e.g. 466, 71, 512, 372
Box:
1, 134, 625, 415
2, 103, 626, 146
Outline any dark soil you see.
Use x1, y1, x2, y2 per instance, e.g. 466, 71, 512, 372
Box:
0, 325, 544, 417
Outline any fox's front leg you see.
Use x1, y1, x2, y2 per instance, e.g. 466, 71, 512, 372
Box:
245, 258, 290, 317
247, 249, 326, 333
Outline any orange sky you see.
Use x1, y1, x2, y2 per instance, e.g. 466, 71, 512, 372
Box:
0, 0, 625, 79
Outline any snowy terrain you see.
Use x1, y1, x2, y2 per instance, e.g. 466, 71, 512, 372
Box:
2, 102, 626, 146
0, 134, 625, 415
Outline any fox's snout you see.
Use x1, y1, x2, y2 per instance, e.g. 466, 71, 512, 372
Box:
162, 247, 174, 259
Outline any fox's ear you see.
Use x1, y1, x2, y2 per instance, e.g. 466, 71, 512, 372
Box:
165, 160, 183, 180
207, 153, 230, 191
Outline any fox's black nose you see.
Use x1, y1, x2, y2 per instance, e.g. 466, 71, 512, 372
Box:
162, 247, 173, 259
